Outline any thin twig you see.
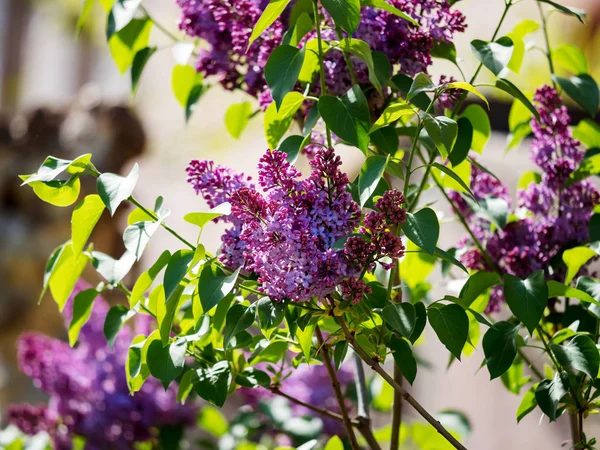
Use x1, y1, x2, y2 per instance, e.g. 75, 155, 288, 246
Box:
316, 327, 361, 450
331, 306, 467, 450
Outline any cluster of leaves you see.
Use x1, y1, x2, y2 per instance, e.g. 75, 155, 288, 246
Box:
18, 0, 600, 449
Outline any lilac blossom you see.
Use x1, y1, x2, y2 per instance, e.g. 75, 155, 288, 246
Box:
9, 283, 197, 450
450, 86, 599, 313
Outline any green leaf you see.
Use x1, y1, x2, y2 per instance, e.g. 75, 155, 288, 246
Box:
459, 104, 490, 153
197, 406, 229, 437
446, 82, 489, 108
553, 44, 588, 75
536, 0, 586, 23
503, 271, 548, 335
407, 72, 436, 102
24, 176, 82, 208
104, 304, 138, 348
517, 385, 538, 423
184, 203, 232, 230
123, 220, 163, 261
108, 18, 152, 74
131, 46, 156, 94
265, 45, 306, 110
249, 0, 293, 49
434, 247, 468, 274
518, 171, 542, 190
97, 163, 139, 216
321, 0, 361, 34
250, 340, 289, 365
158, 284, 185, 345
459, 272, 500, 308
382, 303, 416, 337
164, 250, 194, 301
431, 40, 458, 64
501, 358, 531, 395
535, 371, 568, 421
428, 304, 469, 360
279, 135, 304, 163
21, 154, 92, 185
371, 102, 414, 133
264, 91, 305, 149
48, 243, 90, 311
431, 162, 475, 200
106, 0, 142, 39
186, 84, 207, 123
224, 304, 256, 348
495, 78, 540, 121
257, 298, 286, 339
551, 334, 599, 379
548, 280, 598, 306
553, 74, 599, 117
319, 86, 370, 153
371, 127, 400, 155
199, 265, 241, 312
403, 208, 440, 255
410, 302, 427, 344
358, 155, 388, 206
68, 288, 99, 346
236, 367, 271, 388
424, 116, 458, 160
470, 37, 514, 76
463, 195, 509, 230
565, 154, 600, 188
336, 38, 382, 95
573, 119, 600, 148
225, 102, 253, 140
147, 340, 187, 389
71, 194, 105, 257
194, 361, 232, 407
506, 20, 539, 74
359, 0, 418, 26
76, 0, 95, 35
389, 335, 417, 384
482, 321, 520, 379
283, 12, 313, 47
449, 118, 473, 166
299, 39, 330, 83
333, 341, 348, 369
130, 250, 171, 307
391, 73, 431, 111
172, 65, 203, 107
563, 246, 597, 285
92, 251, 136, 285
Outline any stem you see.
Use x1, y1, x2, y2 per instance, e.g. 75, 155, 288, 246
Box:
390, 365, 404, 450
128, 196, 195, 250
268, 386, 355, 425
570, 414, 581, 447
518, 349, 544, 380
536, 326, 561, 370
139, 5, 181, 43
316, 327, 361, 450
332, 306, 467, 450
312, 0, 333, 147
351, 355, 383, 450
536, 2, 557, 88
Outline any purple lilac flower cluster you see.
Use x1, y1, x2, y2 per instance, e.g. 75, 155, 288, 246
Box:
187, 148, 407, 303
239, 363, 354, 436
176, 0, 466, 102
9, 283, 197, 450
450, 86, 600, 313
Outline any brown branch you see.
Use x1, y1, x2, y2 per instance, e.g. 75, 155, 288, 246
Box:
391, 365, 404, 450
332, 307, 468, 450
316, 326, 361, 450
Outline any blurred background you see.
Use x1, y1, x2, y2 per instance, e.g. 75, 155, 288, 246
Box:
0, 0, 599, 448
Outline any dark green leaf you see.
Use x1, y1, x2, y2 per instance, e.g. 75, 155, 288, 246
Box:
199, 265, 241, 312
504, 271, 548, 335
279, 135, 304, 164
224, 304, 256, 348
554, 74, 599, 117
319, 86, 370, 153
104, 304, 138, 349
334, 341, 348, 369
434, 247, 468, 274
321, 0, 361, 34
164, 250, 194, 301
424, 116, 458, 160
370, 127, 399, 155
359, 0, 418, 26
97, 163, 139, 216
470, 37, 514, 76
431, 40, 457, 64
463, 195, 509, 230
409, 301, 427, 344
403, 208, 440, 255
459, 271, 500, 308
257, 298, 286, 338
131, 46, 156, 94
186, 84, 206, 123
106, 0, 142, 39
551, 334, 599, 379
428, 304, 469, 359
265, 45, 306, 110
535, 371, 568, 421
194, 361, 232, 407
482, 321, 519, 379
431, 162, 475, 200
147, 340, 186, 389
407, 72, 436, 101
236, 368, 271, 388
449, 118, 473, 166
358, 155, 388, 206
382, 303, 416, 338
389, 335, 417, 384
536, 0, 586, 23
391, 74, 431, 111
495, 78, 540, 121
